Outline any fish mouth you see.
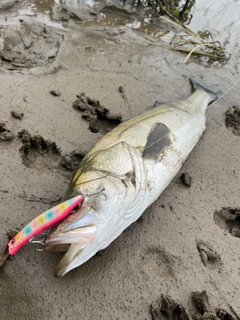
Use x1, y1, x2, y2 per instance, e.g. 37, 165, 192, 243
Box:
44, 199, 101, 277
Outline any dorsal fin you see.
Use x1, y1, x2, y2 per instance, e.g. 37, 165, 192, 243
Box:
143, 123, 171, 161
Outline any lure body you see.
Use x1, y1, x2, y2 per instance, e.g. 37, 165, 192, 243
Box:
8, 195, 83, 255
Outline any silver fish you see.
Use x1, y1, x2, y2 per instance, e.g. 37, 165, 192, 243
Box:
45, 77, 220, 277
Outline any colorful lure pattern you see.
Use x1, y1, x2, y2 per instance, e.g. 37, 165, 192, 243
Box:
8, 195, 83, 256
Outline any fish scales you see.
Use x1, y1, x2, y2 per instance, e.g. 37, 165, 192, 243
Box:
45, 77, 220, 277
0, 77, 221, 277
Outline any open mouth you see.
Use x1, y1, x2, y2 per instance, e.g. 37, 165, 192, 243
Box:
43, 198, 102, 277
45, 199, 99, 251
44, 225, 97, 251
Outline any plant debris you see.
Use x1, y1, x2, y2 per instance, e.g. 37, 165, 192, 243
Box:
142, 1, 230, 64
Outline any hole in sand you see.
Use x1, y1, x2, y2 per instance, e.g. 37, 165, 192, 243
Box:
214, 207, 240, 238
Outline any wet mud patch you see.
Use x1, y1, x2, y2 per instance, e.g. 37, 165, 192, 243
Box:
150, 291, 239, 320
0, 120, 14, 141
196, 242, 222, 270
73, 93, 122, 133
214, 207, 240, 238
0, 0, 19, 12
0, 21, 63, 70
18, 129, 61, 170
50, 3, 82, 23
225, 106, 240, 136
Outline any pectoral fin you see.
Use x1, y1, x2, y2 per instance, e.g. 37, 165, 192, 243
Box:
143, 123, 171, 161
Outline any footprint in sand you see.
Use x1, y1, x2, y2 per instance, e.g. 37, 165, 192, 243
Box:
18, 129, 61, 170
142, 246, 175, 278
0, 120, 14, 141
150, 295, 190, 320
0, 22, 63, 70
214, 207, 240, 238
150, 291, 239, 320
196, 241, 222, 270
18, 129, 84, 172
225, 106, 240, 136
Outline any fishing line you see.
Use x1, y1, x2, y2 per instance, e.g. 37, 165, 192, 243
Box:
144, 77, 240, 151
208, 77, 240, 108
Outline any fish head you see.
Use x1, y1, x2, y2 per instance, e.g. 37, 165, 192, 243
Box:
45, 169, 133, 277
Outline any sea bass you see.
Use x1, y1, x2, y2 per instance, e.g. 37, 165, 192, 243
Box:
42, 77, 220, 277
1, 77, 220, 276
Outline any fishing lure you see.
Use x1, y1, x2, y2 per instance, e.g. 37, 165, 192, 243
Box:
8, 195, 83, 256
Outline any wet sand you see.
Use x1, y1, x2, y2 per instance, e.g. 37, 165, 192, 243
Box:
0, 1, 240, 319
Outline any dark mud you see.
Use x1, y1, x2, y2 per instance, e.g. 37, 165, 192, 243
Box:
118, 85, 127, 101
11, 111, 24, 120
214, 207, 240, 238
225, 106, 240, 136
0, 21, 63, 69
180, 172, 193, 187
0, 120, 14, 141
50, 89, 61, 97
73, 92, 122, 133
150, 291, 239, 320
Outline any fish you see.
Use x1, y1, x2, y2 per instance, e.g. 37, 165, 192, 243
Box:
0, 77, 221, 276
43, 77, 221, 277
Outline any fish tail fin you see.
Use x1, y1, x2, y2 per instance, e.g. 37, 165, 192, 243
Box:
189, 76, 222, 104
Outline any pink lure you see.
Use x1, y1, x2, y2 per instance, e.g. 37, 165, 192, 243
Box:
8, 195, 83, 256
